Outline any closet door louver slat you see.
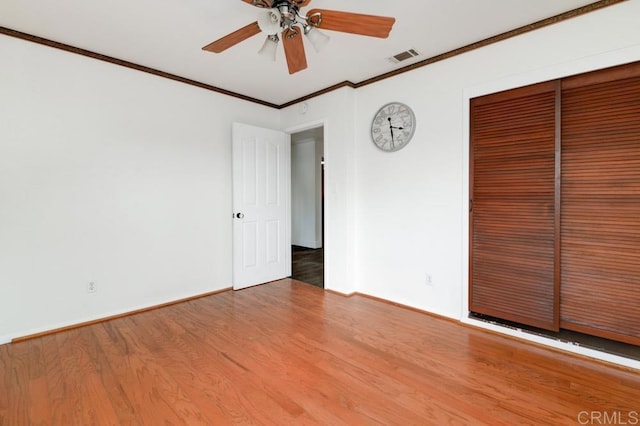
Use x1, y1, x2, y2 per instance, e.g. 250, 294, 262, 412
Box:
560, 71, 640, 345
470, 81, 559, 331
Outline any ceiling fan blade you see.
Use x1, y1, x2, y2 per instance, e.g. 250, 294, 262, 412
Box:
202, 21, 261, 53
306, 9, 395, 38
241, 0, 273, 7
282, 26, 308, 75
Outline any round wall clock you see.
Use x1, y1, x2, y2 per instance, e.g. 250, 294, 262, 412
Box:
370, 102, 416, 152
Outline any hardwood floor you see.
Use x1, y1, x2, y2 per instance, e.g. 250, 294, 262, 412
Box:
1, 279, 639, 425
291, 245, 323, 288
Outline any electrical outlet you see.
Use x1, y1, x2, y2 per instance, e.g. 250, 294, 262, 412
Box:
87, 281, 97, 293
425, 274, 433, 286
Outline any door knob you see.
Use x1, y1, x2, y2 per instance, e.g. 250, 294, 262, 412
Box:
235, 212, 244, 219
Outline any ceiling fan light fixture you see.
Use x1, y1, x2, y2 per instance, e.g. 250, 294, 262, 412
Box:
304, 25, 330, 53
257, 8, 282, 34
204, 3, 395, 74
258, 34, 280, 61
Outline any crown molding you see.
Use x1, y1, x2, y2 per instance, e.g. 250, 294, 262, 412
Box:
1, 0, 625, 110
0, 26, 279, 109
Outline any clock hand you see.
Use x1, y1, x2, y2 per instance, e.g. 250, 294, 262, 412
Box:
388, 117, 395, 147
388, 118, 404, 130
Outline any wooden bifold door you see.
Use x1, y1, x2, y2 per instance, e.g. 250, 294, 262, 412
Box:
470, 61, 640, 346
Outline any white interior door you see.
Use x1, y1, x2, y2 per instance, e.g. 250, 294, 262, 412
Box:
232, 122, 291, 290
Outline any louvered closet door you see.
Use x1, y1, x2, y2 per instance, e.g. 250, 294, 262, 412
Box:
561, 65, 640, 345
470, 81, 559, 331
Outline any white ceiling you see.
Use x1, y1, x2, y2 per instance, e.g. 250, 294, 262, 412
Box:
1, 0, 607, 106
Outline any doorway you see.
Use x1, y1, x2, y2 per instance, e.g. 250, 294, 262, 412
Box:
290, 126, 324, 288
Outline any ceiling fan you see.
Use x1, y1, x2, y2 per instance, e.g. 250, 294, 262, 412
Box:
202, 0, 396, 74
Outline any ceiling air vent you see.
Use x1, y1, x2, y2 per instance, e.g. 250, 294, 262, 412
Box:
387, 49, 420, 64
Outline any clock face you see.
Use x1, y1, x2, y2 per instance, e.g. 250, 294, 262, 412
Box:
370, 102, 416, 152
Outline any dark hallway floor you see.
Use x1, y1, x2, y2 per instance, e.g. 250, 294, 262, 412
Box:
291, 245, 323, 288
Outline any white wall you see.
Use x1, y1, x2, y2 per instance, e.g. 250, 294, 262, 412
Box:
291, 138, 321, 248
0, 35, 279, 343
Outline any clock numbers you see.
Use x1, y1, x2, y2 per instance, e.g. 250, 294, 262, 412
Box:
384, 104, 397, 116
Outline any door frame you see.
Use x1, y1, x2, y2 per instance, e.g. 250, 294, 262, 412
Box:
285, 119, 328, 288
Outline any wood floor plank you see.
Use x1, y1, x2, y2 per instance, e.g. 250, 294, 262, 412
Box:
123, 308, 277, 424
253, 284, 544, 424
0, 343, 7, 423
2, 339, 29, 425
213, 292, 407, 424
226, 286, 487, 424
1, 278, 638, 424
165, 295, 349, 424
50, 328, 120, 424
81, 324, 138, 424
95, 319, 202, 425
